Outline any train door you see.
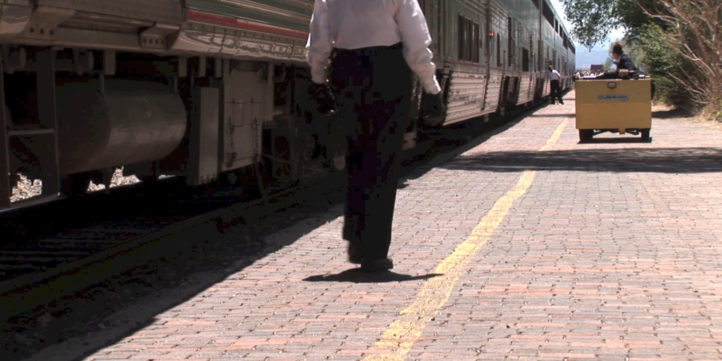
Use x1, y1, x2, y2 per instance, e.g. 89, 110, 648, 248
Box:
499, 13, 522, 112
485, 1, 505, 114
438, 0, 489, 124
482, 4, 492, 112
405, 0, 445, 147
517, 32, 535, 105
535, 40, 546, 99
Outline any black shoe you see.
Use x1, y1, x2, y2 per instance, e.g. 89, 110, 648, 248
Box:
347, 242, 363, 264
361, 258, 393, 272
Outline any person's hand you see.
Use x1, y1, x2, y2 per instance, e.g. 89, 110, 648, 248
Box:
421, 91, 445, 127
309, 82, 336, 115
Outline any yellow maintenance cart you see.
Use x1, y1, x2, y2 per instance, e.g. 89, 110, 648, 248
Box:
575, 77, 653, 142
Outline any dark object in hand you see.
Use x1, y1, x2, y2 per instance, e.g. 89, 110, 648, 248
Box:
421, 91, 445, 127
309, 82, 337, 115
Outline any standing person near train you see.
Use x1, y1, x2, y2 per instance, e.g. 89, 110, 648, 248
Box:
306, 0, 444, 271
548, 64, 564, 104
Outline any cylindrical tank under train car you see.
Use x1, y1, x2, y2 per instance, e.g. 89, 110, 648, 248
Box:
0, 0, 574, 211
0, 0, 320, 208
55, 80, 187, 176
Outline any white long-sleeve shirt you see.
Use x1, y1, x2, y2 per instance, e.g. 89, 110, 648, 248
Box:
306, 0, 442, 94
548, 69, 561, 81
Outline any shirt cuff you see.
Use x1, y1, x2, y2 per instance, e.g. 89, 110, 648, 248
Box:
311, 69, 327, 85
423, 77, 442, 94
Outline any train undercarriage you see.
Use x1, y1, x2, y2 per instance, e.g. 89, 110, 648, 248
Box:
0, 45, 349, 209
0, 0, 346, 209
0, 0, 575, 211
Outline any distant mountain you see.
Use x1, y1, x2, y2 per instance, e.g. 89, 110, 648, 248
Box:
576, 46, 611, 70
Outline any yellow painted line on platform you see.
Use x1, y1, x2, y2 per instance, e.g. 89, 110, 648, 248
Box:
363, 119, 569, 361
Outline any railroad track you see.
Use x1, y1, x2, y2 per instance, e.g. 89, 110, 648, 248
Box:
0, 111, 522, 322
0, 170, 334, 319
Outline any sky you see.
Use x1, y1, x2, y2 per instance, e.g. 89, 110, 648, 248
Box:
549, 0, 626, 69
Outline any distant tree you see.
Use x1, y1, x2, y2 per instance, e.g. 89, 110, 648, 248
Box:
637, 0, 722, 115
563, 0, 722, 118
634, 23, 692, 107
561, 0, 623, 50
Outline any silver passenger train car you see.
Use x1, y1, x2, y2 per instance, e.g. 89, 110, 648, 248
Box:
0, 0, 574, 210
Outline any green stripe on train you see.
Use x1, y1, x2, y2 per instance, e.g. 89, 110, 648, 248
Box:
187, 0, 312, 32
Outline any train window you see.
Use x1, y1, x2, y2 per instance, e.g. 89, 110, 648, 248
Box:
542, 1, 554, 26
485, 15, 492, 56
530, 37, 535, 71
458, 15, 480, 62
473, 22, 480, 61
507, 18, 514, 67
522, 48, 530, 71
457, 16, 464, 60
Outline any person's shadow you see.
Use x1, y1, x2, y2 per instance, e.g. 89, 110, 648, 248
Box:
304, 268, 441, 283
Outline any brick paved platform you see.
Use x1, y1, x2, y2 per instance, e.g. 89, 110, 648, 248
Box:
38, 92, 722, 360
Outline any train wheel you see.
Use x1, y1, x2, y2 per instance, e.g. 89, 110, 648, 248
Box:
579, 129, 593, 143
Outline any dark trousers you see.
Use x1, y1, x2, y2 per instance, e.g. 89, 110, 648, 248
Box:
329, 43, 412, 260
550, 79, 563, 104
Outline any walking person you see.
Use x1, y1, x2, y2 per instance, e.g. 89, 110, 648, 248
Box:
306, 0, 444, 271
548, 64, 564, 104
